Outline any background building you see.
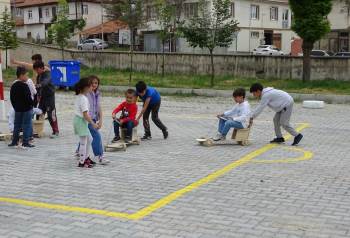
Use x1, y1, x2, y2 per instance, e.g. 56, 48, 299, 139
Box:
0, 0, 11, 68
11, 0, 105, 42
142, 0, 296, 54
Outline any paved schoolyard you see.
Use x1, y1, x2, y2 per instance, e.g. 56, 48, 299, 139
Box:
0, 91, 349, 238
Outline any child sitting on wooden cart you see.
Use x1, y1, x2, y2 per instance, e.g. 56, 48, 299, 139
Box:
111, 89, 138, 143
213, 88, 251, 141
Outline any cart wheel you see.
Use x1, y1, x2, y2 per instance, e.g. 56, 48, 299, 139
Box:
64, 86, 70, 91
241, 140, 249, 146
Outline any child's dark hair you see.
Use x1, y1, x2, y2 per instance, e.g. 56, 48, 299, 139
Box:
88, 75, 100, 89
135, 81, 147, 93
75, 77, 92, 95
232, 88, 246, 98
31, 54, 42, 62
33, 61, 45, 70
16, 66, 27, 78
126, 88, 136, 96
250, 83, 264, 93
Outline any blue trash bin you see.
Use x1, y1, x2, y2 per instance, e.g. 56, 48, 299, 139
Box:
49, 60, 81, 88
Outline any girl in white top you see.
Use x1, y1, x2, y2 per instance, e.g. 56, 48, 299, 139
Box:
213, 88, 251, 141
73, 77, 99, 168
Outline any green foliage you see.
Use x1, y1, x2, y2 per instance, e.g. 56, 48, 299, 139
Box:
0, 6, 18, 51
180, 0, 239, 51
49, 0, 72, 53
179, 0, 239, 86
0, 6, 18, 68
105, 0, 145, 29
289, 0, 332, 43
156, 0, 175, 43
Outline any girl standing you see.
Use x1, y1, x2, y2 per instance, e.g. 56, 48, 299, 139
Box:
74, 77, 98, 168
86, 75, 109, 164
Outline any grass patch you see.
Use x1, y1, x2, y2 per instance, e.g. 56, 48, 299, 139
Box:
3, 67, 350, 95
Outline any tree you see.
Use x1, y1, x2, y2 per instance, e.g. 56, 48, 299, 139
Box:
179, 0, 239, 87
0, 6, 18, 68
156, 0, 175, 77
49, 0, 73, 60
289, 0, 332, 82
105, 0, 146, 84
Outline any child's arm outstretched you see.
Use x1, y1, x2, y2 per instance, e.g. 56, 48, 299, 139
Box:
136, 97, 151, 121
83, 111, 99, 129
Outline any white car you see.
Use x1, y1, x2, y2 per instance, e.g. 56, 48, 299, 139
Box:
253, 45, 284, 56
77, 38, 108, 50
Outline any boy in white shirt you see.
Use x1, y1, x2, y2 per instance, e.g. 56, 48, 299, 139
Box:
213, 88, 251, 141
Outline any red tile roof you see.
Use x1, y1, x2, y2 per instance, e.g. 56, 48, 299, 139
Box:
81, 20, 128, 36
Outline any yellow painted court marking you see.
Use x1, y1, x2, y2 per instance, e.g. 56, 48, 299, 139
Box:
0, 123, 312, 220
252, 147, 313, 164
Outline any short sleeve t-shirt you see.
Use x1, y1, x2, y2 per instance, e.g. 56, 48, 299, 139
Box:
74, 94, 89, 117
139, 87, 161, 106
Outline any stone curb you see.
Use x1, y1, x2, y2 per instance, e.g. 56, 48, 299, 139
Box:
99, 85, 350, 104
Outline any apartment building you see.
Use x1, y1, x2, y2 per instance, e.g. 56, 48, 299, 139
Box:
317, 0, 350, 53
0, 0, 11, 68
142, 0, 295, 54
11, 0, 105, 41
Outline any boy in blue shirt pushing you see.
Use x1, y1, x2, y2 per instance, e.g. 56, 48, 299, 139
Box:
136, 81, 168, 140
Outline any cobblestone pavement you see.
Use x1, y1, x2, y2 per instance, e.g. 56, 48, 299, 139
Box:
0, 91, 349, 238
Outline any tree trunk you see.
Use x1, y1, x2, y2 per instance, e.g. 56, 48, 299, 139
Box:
61, 48, 65, 60
302, 40, 313, 82
129, 28, 134, 86
5, 49, 8, 69
162, 39, 165, 78
209, 49, 214, 87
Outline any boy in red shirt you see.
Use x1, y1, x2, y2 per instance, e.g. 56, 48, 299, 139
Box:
112, 89, 138, 142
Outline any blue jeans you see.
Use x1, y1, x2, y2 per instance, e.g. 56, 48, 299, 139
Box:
114, 120, 134, 138
218, 119, 244, 136
12, 109, 33, 145
88, 122, 103, 157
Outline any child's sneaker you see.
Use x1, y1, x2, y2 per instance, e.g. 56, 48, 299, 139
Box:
124, 136, 131, 143
85, 157, 96, 166
50, 133, 59, 139
98, 157, 110, 165
8, 143, 18, 147
111, 136, 120, 143
141, 135, 152, 140
78, 160, 93, 168
22, 143, 35, 148
213, 133, 225, 141
162, 130, 169, 139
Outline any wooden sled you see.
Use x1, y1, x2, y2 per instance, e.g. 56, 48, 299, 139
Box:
105, 128, 140, 152
0, 133, 12, 141
33, 119, 45, 138
197, 121, 253, 147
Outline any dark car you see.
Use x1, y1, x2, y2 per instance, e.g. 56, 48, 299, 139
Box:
334, 52, 350, 57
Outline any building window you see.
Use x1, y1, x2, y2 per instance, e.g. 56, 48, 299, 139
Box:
250, 5, 259, 20
250, 31, 259, 39
52, 7, 57, 18
282, 9, 289, 21
270, 7, 278, 21
82, 5, 88, 15
15, 8, 23, 17
45, 8, 50, 17
146, 5, 157, 20
184, 3, 198, 18
230, 2, 235, 18
28, 10, 32, 19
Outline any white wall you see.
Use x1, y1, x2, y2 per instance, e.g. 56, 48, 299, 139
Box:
328, 0, 350, 30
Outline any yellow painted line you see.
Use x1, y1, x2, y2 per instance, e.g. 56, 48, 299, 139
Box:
252, 147, 313, 164
0, 123, 311, 220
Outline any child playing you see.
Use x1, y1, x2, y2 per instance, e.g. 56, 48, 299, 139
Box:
135, 81, 168, 140
249, 83, 303, 146
33, 61, 59, 138
213, 88, 251, 141
85, 75, 109, 164
74, 77, 99, 168
8, 67, 35, 148
111, 89, 138, 143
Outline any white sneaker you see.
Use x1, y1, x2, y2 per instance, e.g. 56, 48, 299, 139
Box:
98, 157, 110, 165
213, 133, 225, 141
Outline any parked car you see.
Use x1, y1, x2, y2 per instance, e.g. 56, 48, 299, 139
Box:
310, 50, 332, 57
334, 52, 350, 57
77, 38, 108, 50
253, 45, 284, 56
